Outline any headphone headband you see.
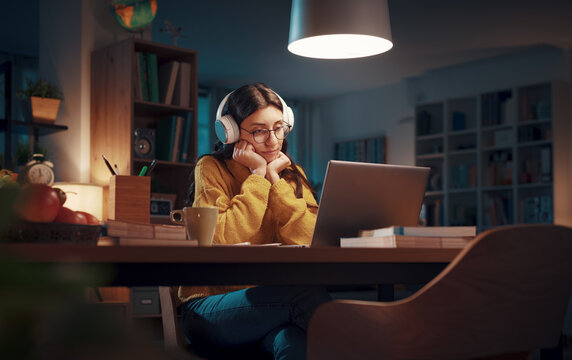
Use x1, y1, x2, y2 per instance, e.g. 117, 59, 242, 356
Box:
214, 88, 295, 144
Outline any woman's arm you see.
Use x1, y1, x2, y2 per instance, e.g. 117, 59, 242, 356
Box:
268, 167, 318, 245
193, 157, 271, 244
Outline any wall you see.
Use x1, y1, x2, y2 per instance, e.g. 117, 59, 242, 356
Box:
38, 0, 130, 182
308, 45, 569, 185
310, 82, 414, 185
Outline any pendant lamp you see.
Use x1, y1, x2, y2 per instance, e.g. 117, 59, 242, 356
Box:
288, 0, 393, 59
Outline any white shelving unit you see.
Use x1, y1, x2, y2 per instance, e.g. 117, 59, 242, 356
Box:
415, 82, 568, 231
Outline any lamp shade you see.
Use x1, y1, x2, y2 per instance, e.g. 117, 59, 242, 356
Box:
52, 182, 103, 221
288, 0, 393, 59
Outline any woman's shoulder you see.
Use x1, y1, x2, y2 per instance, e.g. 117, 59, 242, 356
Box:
196, 155, 222, 169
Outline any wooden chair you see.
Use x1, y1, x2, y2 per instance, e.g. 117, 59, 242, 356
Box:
307, 224, 572, 360
158, 287, 189, 352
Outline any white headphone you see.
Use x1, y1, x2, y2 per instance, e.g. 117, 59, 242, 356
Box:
214, 89, 295, 144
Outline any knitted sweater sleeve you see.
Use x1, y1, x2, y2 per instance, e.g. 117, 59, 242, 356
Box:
267, 166, 318, 245
193, 157, 271, 244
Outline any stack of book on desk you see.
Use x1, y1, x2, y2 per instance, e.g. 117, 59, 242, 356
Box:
340, 226, 476, 248
102, 219, 197, 246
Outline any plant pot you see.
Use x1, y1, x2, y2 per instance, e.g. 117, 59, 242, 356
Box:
29, 96, 61, 124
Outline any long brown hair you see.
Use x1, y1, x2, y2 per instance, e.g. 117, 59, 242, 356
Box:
186, 83, 315, 205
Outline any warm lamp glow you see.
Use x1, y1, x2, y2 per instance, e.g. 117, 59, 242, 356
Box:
288, 0, 393, 59
288, 34, 393, 60
53, 182, 103, 221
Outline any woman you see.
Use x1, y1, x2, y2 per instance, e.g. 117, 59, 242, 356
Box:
179, 83, 331, 359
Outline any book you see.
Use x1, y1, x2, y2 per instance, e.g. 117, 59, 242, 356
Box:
179, 113, 192, 162
340, 235, 474, 248
137, 52, 149, 101
146, 52, 159, 103
156, 116, 177, 161
106, 219, 186, 240
359, 225, 476, 238
158, 60, 180, 104
118, 237, 198, 247
171, 115, 184, 162
173, 61, 191, 107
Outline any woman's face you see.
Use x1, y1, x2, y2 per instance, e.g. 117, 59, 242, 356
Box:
239, 105, 285, 163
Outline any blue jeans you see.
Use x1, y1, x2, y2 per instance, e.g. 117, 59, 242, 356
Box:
181, 286, 332, 360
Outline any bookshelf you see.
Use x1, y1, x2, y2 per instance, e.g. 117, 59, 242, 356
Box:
334, 135, 387, 163
415, 82, 569, 231
90, 39, 198, 218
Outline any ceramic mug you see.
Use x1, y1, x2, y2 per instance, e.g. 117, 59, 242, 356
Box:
169, 206, 218, 246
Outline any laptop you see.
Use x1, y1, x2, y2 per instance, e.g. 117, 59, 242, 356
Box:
310, 160, 430, 247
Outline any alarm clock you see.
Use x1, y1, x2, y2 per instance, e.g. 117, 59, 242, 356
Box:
21, 153, 55, 185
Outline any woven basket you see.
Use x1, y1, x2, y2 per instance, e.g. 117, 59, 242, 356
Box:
3, 221, 102, 245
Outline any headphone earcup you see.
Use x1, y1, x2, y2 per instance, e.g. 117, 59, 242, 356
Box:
285, 106, 295, 129
215, 114, 240, 144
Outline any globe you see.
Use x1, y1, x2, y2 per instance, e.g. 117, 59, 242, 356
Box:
111, 0, 157, 32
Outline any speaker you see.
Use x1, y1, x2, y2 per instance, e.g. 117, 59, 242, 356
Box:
133, 128, 156, 159
214, 89, 295, 144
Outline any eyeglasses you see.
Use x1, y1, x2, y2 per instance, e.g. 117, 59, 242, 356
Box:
240, 124, 292, 143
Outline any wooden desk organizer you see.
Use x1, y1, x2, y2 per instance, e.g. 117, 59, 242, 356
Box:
109, 175, 150, 223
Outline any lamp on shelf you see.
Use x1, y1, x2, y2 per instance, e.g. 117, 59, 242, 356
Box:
52, 182, 103, 221
288, 0, 393, 59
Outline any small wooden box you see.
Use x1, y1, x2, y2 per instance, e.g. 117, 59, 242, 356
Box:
109, 175, 150, 223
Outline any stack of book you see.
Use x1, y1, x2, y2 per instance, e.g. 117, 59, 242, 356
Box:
340, 226, 476, 248
103, 219, 197, 246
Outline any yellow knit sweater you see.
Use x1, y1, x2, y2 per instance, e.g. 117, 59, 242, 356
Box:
178, 156, 318, 303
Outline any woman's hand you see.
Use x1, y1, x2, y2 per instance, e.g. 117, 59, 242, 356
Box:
266, 152, 291, 184
233, 140, 267, 177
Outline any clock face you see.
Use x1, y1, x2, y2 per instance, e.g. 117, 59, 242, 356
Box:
26, 163, 54, 185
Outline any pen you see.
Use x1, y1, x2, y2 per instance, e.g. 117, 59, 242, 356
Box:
102, 155, 117, 175
146, 159, 158, 176
138, 166, 148, 176
114, 164, 120, 175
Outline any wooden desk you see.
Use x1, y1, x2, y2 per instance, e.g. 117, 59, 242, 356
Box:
1, 244, 461, 288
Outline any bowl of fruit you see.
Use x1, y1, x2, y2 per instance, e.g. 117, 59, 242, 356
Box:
1, 170, 102, 244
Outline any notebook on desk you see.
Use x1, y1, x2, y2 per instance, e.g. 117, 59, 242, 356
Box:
310, 160, 430, 247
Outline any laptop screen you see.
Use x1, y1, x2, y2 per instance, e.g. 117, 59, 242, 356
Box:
310, 160, 430, 247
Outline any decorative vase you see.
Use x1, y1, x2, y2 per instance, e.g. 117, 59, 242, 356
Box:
29, 96, 61, 124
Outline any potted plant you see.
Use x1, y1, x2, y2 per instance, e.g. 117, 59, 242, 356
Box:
18, 78, 63, 124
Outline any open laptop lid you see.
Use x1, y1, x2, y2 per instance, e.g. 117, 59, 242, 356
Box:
310, 160, 430, 247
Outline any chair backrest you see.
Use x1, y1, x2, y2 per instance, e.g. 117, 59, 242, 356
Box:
308, 224, 572, 359
158, 286, 188, 351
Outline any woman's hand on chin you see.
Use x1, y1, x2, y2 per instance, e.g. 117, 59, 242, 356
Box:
266, 152, 291, 184
233, 140, 267, 177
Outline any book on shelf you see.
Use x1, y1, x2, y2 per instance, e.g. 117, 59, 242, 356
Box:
156, 116, 177, 161
173, 61, 191, 107
179, 113, 192, 162
106, 219, 186, 240
146, 52, 159, 103
171, 116, 184, 162
158, 60, 180, 104
340, 235, 474, 248
137, 52, 149, 101
359, 225, 476, 238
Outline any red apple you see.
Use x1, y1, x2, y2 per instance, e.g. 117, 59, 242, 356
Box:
54, 206, 88, 224
14, 184, 61, 223
76, 211, 101, 225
